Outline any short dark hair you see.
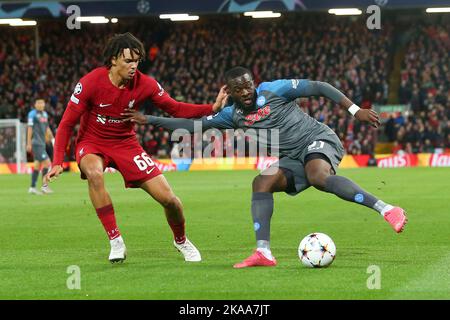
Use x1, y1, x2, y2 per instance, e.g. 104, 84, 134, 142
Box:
224, 66, 252, 84
103, 32, 146, 68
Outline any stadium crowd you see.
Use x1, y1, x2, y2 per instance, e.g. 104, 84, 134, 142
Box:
0, 14, 448, 162
395, 21, 450, 153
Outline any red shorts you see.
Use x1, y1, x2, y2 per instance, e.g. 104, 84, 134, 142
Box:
75, 137, 161, 188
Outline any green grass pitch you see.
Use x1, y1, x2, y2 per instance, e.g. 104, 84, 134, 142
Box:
0, 167, 449, 299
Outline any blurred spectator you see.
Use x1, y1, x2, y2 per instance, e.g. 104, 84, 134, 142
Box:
0, 14, 448, 160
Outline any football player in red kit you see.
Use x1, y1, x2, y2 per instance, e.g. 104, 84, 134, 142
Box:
44, 32, 228, 263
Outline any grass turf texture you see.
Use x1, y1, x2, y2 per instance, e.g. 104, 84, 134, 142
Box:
0, 167, 449, 300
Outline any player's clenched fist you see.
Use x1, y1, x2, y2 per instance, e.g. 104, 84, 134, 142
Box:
43, 165, 63, 184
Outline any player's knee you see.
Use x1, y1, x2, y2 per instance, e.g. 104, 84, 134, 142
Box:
160, 194, 181, 210
307, 171, 329, 190
85, 168, 104, 185
252, 175, 271, 193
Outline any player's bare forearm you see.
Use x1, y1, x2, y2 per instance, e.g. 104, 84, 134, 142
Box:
122, 109, 198, 132
52, 105, 82, 166
307, 81, 380, 128
26, 127, 33, 152
147, 116, 197, 133
46, 127, 54, 141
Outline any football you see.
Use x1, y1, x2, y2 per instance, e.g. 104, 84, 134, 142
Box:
298, 233, 336, 268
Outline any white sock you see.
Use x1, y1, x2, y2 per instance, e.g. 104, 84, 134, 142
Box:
380, 204, 394, 217
256, 247, 274, 261
110, 235, 123, 244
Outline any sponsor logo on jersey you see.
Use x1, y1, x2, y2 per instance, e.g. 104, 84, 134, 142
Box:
256, 96, 266, 107
96, 115, 106, 124
96, 114, 123, 125
79, 148, 84, 156
108, 118, 123, 124
291, 79, 299, 89
244, 105, 271, 126
99, 103, 112, 108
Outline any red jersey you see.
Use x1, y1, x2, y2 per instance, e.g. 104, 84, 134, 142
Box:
53, 67, 214, 165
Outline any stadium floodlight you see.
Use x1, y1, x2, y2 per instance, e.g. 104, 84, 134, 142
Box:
0, 18, 23, 24
243, 11, 273, 16
9, 20, 37, 26
170, 15, 199, 21
111, 18, 118, 23
159, 14, 190, 19
426, 7, 450, 13
76, 16, 109, 23
89, 18, 110, 24
244, 11, 281, 18
159, 13, 199, 21
328, 8, 362, 15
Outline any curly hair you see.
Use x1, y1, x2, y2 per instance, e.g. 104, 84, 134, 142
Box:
102, 32, 145, 68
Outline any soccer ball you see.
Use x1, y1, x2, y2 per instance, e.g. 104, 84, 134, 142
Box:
298, 233, 336, 268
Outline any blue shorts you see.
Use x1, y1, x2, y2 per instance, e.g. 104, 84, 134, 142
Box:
271, 134, 344, 196
32, 145, 49, 162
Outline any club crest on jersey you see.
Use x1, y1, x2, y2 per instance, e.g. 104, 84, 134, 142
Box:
244, 105, 271, 126
256, 96, 266, 107
74, 82, 82, 95
128, 99, 135, 108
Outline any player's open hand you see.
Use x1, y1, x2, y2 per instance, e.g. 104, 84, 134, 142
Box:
355, 108, 381, 128
212, 85, 229, 112
121, 109, 147, 124
43, 165, 63, 184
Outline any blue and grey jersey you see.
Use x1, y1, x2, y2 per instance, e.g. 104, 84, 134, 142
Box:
147, 79, 345, 160
27, 109, 49, 146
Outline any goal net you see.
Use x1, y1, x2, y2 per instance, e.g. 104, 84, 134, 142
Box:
0, 119, 27, 174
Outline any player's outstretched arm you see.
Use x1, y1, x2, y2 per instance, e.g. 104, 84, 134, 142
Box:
284, 80, 381, 128
122, 109, 200, 133
122, 105, 235, 133
149, 78, 228, 118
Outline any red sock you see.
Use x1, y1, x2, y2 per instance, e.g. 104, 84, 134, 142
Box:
168, 220, 186, 244
96, 204, 121, 240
